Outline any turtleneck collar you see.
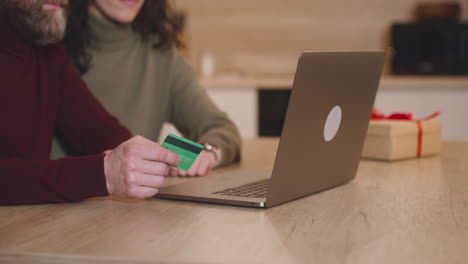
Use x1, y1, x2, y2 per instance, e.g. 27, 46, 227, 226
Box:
89, 12, 139, 51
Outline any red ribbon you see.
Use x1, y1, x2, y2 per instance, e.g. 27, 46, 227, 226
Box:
371, 109, 441, 158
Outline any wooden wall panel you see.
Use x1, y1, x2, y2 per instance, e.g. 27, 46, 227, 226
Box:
174, 0, 468, 76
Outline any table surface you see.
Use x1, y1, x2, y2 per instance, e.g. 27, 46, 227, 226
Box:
1, 139, 468, 264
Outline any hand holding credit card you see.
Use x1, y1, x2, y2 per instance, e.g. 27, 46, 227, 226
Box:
161, 134, 203, 171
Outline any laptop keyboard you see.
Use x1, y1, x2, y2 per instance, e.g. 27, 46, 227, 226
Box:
212, 179, 270, 198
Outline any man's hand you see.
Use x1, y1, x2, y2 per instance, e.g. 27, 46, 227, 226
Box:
170, 150, 218, 177
104, 136, 180, 199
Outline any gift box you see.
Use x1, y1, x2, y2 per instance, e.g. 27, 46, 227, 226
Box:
361, 111, 442, 161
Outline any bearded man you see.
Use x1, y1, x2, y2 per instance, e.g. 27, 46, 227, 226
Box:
0, 0, 180, 205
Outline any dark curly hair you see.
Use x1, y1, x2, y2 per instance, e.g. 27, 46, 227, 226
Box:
63, 0, 185, 74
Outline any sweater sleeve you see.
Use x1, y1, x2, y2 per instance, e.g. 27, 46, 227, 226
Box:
0, 155, 109, 205
0, 47, 131, 206
55, 46, 132, 155
167, 48, 241, 167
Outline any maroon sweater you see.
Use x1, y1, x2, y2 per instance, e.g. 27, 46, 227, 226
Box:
0, 12, 132, 205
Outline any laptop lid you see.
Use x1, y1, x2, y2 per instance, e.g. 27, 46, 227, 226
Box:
157, 51, 384, 208
265, 51, 385, 207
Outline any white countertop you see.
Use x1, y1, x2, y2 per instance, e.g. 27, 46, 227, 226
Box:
200, 75, 468, 90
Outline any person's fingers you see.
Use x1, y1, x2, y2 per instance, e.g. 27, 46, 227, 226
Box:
178, 168, 188, 176
187, 158, 200, 177
129, 173, 165, 189
197, 158, 210, 176
169, 167, 179, 176
135, 159, 170, 176
124, 141, 179, 166
127, 185, 160, 199
143, 145, 179, 166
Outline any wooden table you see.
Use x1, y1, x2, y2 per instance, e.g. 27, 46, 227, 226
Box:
1, 139, 468, 264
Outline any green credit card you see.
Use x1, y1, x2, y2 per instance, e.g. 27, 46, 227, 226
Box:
160, 133, 204, 171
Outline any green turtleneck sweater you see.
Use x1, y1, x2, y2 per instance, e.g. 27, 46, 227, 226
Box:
52, 14, 241, 167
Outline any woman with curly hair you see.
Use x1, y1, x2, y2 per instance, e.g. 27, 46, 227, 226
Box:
53, 0, 241, 177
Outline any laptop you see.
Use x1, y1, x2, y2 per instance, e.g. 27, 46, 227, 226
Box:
157, 51, 385, 208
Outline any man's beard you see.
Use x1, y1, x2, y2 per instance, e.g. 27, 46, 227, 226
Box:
6, 0, 69, 46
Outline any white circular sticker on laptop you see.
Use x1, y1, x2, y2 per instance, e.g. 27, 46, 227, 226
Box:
324, 105, 342, 142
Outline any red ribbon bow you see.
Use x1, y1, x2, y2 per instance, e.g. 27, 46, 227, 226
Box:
371, 109, 441, 158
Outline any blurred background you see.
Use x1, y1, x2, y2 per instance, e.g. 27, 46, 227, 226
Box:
175, 0, 467, 76
162, 0, 468, 141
